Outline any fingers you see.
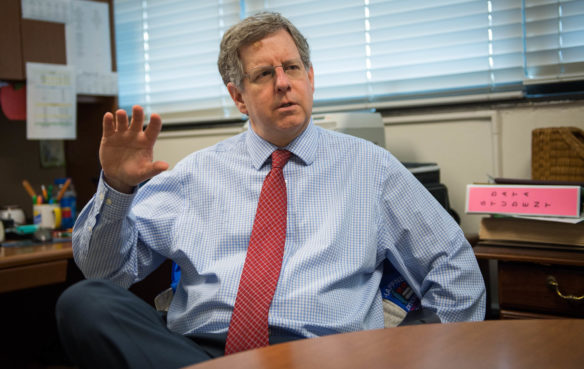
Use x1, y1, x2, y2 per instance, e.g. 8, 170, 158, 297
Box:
115, 109, 129, 132
102, 112, 115, 137
129, 105, 145, 132
144, 113, 163, 142
107, 106, 157, 137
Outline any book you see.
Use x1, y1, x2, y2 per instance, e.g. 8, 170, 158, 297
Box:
478, 217, 584, 248
466, 184, 582, 218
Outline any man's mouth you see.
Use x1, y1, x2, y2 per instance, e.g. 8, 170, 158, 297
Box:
278, 102, 295, 109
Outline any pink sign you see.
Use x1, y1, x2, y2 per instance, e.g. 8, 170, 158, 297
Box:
466, 185, 581, 217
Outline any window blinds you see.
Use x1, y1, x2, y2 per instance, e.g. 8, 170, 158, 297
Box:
114, 0, 584, 124
250, 0, 526, 110
524, 0, 584, 84
114, 0, 241, 123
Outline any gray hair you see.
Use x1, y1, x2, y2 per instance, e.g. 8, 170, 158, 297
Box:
218, 12, 311, 90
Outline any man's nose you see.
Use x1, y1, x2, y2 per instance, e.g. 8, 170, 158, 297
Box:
274, 66, 291, 91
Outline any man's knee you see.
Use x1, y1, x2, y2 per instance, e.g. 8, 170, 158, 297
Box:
56, 279, 120, 330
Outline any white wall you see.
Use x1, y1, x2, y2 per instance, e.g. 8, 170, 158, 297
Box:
153, 100, 584, 234
154, 126, 243, 167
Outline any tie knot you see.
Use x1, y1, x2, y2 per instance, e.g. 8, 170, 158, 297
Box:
271, 150, 291, 169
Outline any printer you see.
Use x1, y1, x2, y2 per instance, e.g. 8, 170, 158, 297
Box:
312, 112, 386, 148
313, 112, 459, 223
401, 162, 460, 223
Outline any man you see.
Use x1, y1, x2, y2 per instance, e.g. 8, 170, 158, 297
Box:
56, 12, 485, 369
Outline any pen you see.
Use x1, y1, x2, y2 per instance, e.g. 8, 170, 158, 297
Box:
41, 185, 48, 200
22, 180, 37, 198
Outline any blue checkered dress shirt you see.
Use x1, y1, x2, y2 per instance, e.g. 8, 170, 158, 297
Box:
73, 120, 485, 338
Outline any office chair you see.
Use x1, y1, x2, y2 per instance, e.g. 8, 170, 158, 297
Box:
154, 260, 440, 327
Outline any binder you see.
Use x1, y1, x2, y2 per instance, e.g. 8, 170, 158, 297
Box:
466, 184, 581, 218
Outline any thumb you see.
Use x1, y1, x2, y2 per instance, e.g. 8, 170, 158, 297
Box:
152, 161, 169, 173
143, 161, 169, 179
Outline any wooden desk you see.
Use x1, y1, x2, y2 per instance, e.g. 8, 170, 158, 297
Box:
474, 242, 584, 319
184, 319, 584, 369
0, 241, 73, 293
0, 241, 77, 367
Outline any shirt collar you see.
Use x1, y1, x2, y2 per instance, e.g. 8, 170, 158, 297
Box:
245, 118, 318, 170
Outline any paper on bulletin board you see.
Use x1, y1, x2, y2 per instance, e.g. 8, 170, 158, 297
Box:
66, 0, 115, 95
21, 0, 72, 23
26, 62, 76, 140
76, 71, 118, 95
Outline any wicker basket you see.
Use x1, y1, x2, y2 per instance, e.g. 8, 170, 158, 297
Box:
531, 126, 584, 181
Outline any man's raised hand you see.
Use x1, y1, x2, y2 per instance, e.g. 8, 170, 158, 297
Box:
99, 105, 169, 193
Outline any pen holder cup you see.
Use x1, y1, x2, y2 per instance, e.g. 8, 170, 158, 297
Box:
33, 204, 62, 230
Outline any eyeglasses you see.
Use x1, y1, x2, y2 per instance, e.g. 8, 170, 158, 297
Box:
244, 59, 306, 85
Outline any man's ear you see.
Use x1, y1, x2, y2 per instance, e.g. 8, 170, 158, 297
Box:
227, 82, 248, 115
308, 65, 315, 93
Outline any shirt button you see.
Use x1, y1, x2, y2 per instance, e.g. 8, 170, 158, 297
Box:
105, 198, 112, 206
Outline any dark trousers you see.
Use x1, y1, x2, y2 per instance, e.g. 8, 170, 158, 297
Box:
56, 279, 305, 369
56, 279, 227, 369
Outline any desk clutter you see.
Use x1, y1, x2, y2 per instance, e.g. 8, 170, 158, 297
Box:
468, 127, 584, 319
465, 126, 584, 252
0, 177, 76, 246
467, 177, 584, 250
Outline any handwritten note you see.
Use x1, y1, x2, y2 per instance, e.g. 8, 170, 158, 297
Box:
466, 184, 581, 217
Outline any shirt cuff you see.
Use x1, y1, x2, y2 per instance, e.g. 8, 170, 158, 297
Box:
95, 171, 137, 220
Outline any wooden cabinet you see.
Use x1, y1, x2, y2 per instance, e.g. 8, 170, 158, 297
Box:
474, 243, 584, 319
0, 0, 67, 80
0, 0, 24, 79
20, 18, 67, 67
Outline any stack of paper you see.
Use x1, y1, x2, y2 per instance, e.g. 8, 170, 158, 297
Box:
478, 217, 584, 248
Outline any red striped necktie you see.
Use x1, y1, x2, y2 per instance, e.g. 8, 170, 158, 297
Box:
225, 149, 292, 355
